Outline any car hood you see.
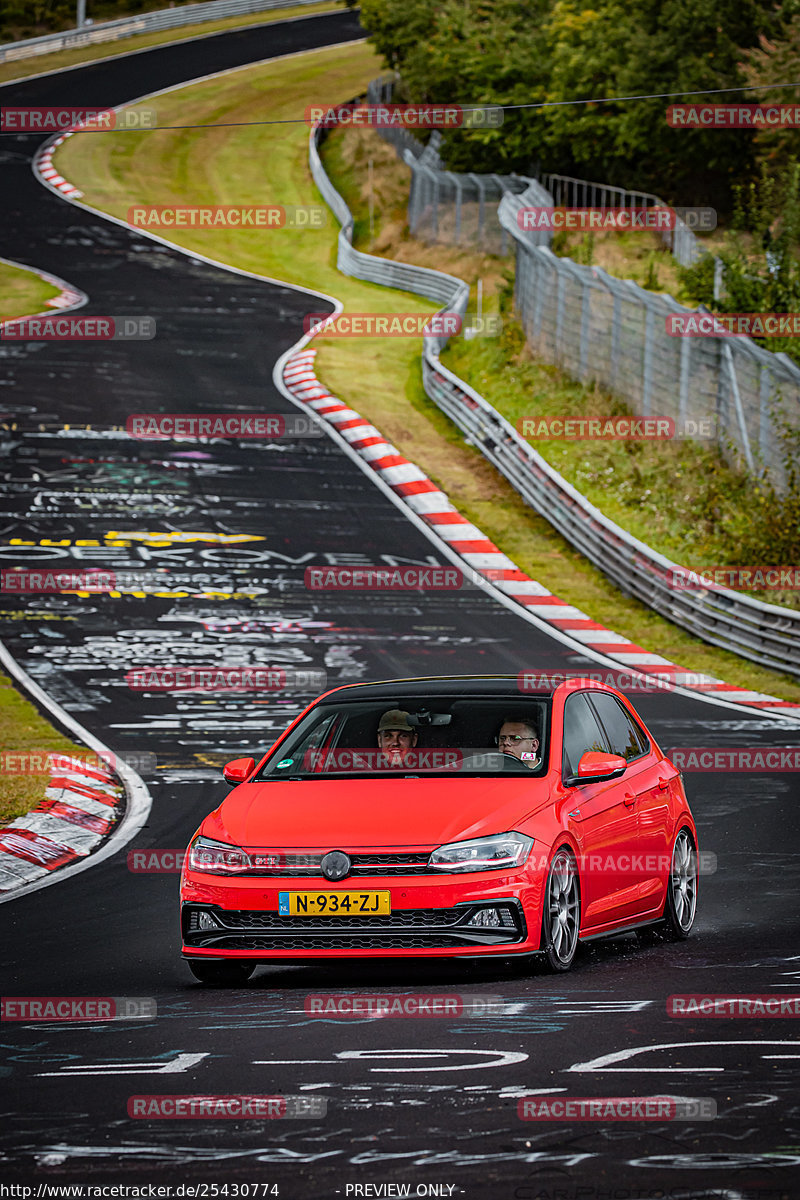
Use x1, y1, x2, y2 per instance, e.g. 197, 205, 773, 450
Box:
206, 776, 550, 849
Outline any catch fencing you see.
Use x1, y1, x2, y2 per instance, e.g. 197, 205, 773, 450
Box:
0, 0, 327, 63
365, 75, 800, 489
499, 183, 800, 483
309, 116, 800, 679
538, 171, 704, 268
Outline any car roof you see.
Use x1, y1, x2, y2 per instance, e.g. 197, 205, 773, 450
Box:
319, 674, 555, 701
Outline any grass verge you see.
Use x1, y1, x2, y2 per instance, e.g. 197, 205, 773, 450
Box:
53, 44, 800, 703
0, 673, 93, 825
0, 1, 347, 86
0, 260, 63, 322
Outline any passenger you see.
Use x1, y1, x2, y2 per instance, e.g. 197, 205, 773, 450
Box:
495, 716, 540, 769
376, 709, 419, 769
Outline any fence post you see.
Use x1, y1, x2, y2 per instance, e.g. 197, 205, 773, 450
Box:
722, 341, 755, 472
758, 363, 773, 466
642, 304, 654, 416
555, 261, 565, 363
678, 324, 691, 430
579, 272, 591, 377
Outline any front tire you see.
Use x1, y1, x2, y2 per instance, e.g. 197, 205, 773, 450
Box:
187, 960, 256, 986
541, 847, 581, 972
663, 827, 698, 939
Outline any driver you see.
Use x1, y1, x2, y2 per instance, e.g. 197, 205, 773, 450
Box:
376, 709, 419, 769
495, 715, 540, 769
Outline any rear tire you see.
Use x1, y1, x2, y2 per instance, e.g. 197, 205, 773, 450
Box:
541, 847, 581, 972
663, 826, 698, 940
187, 960, 256, 986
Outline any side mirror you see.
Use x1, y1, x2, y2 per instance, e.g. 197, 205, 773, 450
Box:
571, 751, 627, 784
222, 757, 256, 785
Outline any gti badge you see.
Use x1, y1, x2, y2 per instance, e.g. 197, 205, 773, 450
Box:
321, 850, 351, 881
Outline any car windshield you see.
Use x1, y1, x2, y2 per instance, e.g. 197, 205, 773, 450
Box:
256, 695, 550, 778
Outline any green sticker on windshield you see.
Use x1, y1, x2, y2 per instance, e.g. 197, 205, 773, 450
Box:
275, 759, 294, 768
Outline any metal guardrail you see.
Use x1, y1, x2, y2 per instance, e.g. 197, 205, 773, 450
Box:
309, 116, 800, 679
0, 0, 328, 63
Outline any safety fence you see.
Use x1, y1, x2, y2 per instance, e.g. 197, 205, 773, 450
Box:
363, 76, 799, 490
538, 171, 705, 268
0, 0, 329, 63
309, 117, 800, 678
500, 184, 800, 484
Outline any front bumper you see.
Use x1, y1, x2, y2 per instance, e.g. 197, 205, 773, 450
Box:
181, 871, 541, 960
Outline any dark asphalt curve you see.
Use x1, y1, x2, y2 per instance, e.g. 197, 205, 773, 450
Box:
1, 13, 799, 1198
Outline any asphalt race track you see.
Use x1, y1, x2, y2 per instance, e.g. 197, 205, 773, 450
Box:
1, 10, 799, 1197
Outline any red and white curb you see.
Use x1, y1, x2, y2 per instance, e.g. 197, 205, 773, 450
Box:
35, 130, 83, 200
0, 252, 86, 321
0, 757, 124, 893
283, 347, 799, 717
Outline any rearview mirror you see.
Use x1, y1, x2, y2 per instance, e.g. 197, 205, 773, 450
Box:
572, 751, 627, 784
222, 757, 256, 785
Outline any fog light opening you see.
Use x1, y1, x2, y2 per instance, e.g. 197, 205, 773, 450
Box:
197, 911, 219, 931
467, 907, 515, 928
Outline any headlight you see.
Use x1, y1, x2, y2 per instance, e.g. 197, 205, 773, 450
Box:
188, 835, 251, 875
428, 832, 533, 873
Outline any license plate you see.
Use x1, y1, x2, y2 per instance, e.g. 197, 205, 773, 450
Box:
278, 890, 391, 916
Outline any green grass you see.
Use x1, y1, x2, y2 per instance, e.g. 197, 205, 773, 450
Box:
0, 1, 347, 85
0, 674, 96, 824
0, 260, 63, 322
52, 45, 800, 704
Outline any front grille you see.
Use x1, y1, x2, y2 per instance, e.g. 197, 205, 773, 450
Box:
230, 851, 435, 878
182, 902, 524, 950
214, 906, 464, 930
207, 934, 467, 950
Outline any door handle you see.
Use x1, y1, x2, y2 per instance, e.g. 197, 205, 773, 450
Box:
657, 776, 670, 791
623, 792, 637, 807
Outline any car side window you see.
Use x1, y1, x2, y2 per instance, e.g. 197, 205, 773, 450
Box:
588, 693, 650, 761
562, 693, 610, 777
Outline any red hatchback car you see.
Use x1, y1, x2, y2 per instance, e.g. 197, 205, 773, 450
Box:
180, 675, 699, 983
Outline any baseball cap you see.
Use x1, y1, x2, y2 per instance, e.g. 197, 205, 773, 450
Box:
377, 709, 415, 733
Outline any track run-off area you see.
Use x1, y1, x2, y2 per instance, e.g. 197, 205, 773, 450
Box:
1, 9, 799, 1196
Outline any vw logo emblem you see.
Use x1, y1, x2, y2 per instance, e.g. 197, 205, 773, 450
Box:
321, 850, 351, 882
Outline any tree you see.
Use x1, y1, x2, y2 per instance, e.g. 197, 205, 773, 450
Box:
742, 10, 800, 173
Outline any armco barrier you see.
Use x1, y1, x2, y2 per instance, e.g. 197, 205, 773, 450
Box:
0, 0, 330, 64
309, 119, 800, 681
